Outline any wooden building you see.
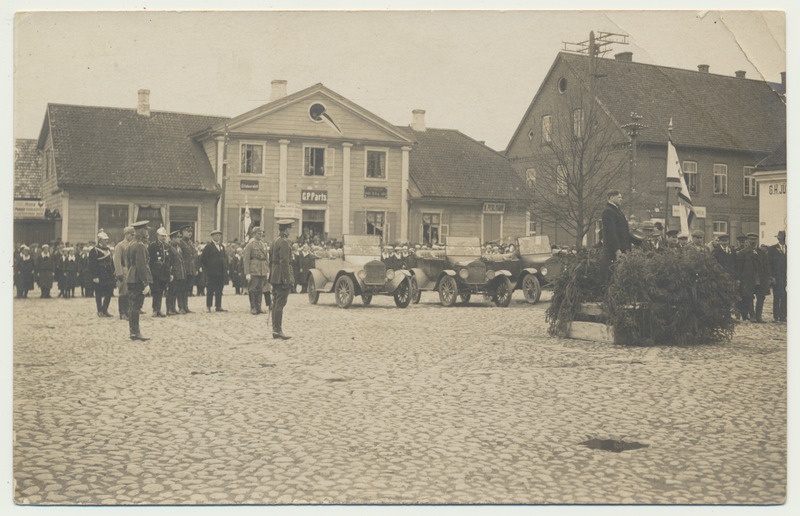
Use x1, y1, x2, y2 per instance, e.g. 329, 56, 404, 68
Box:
14, 139, 54, 245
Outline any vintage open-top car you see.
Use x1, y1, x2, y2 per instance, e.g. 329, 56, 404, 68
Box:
513, 235, 564, 304
411, 236, 517, 307
305, 235, 416, 309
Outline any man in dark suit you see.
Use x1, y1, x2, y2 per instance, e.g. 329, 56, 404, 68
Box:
148, 226, 173, 317
600, 189, 630, 282
270, 219, 295, 340
126, 221, 153, 341
769, 230, 787, 322
200, 229, 229, 313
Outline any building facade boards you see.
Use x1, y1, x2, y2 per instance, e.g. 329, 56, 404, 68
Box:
27, 81, 530, 247
505, 51, 786, 247
752, 141, 787, 244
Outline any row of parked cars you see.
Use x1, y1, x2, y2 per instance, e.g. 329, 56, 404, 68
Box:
304, 234, 566, 309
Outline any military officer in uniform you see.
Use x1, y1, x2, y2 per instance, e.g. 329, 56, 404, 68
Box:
243, 225, 270, 315
179, 225, 197, 312
88, 232, 116, 317
167, 230, 186, 315
126, 221, 153, 341
149, 226, 173, 317
114, 226, 135, 320
269, 219, 295, 340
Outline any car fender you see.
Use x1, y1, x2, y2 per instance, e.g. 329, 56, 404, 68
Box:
409, 267, 432, 289
335, 270, 364, 294
492, 269, 512, 278
308, 269, 331, 292
434, 270, 457, 290
385, 270, 410, 291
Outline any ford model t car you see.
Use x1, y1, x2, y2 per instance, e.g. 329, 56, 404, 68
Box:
305, 235, 416, 309
513, 235, 564, 304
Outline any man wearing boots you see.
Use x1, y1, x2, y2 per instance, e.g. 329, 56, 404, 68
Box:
126, 221, 152, 341
89, 232, 116, 317
243, 225, 270, 315
179, 225, 197, 312
114, 226, 135, 320
167, 230, 186, 315
149, 227, 173, 317
269, 219, 295, 340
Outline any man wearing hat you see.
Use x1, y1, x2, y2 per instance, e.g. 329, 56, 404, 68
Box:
736, 233, 762, 322
35, 244, 55, 298
126, 221, 153, 341
167, 230, 186, 315
665, 229, 680, 248
600, 190, 630, 281
769, 230, 787, 322
114, 226, 136, 320
179, 225, 197, 311
269, 219, 295, 339
711, 234, 736, 279
88, 231, 116, 317
677, 232, 690, 247
149, 226, 173, 317
691, 230, 706, 249
200, 229, 229, 313
243, 225, 270, 315
14, 245, 35, 299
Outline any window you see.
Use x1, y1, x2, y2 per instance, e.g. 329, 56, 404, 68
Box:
45, 149, 53, 180
366, 211, 385, 237
136, 205, 164, 243
683, 161, 698, 194
98, 204, 129, 244
422, 213, 441, 245
241, 207, 262, 240
712, 221, 729, 235
366, 150, 387, 179
527, 212, 538, 236
169, 205, 198, 235
301, 209, 326, 242
558, 77, 568, 93
542, 115, 552, 143
743, 166, 757, 197
525, 168, 536, 188
572, 109, 584, 138
240, 143, 264, 174
527, 129, 535, 141
556, 165, 567, 195
304, 147, 326, 176
713, 163, 728, 195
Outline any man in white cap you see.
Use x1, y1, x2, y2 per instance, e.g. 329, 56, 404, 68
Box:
88, 231, 115, 317
200, 229, 229, 312
269, 219, 295, 339
35, 244, 55, 298
114, 225, 136, 320
126, 221, 153, 341
148, 226, 173, 317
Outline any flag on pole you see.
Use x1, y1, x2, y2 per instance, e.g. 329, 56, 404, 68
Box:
243, 203, 252, 243
666, 136, 695, 233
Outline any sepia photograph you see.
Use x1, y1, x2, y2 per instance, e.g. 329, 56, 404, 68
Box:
3, 1, 794, 513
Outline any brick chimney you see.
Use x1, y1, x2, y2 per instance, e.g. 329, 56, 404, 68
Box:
270, 80, 287, 101
698, 64, 710, 73
137, 89, 150, 117
411, 109, 426, 132
614, 52, 633, 62
735, 70, 746, 78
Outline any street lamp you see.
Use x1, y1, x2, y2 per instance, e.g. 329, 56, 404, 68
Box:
621, 112, 647, 218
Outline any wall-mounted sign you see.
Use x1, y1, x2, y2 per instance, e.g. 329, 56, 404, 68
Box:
240, 180, 259, 191
768, 183, 786, 195
14, 200, 46, 219
672, 205, 706, 218
274, 203, 303, 220
301, 190, 328, 204
364, 186, 388, 198
483, 202, 506, 214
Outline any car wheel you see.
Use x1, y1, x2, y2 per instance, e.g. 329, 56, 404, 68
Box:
362, 293, 373, 305
308, 277, 319, 305
438, 275, 458, 307
335, 275, 355, 308
410, 275, 420, 304
459, 293, 471, 305
493, 276, 513, 307
522, 274, 542, 304
393, 278, 412, 308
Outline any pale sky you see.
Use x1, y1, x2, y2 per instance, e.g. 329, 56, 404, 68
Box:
10, 7, 787, 151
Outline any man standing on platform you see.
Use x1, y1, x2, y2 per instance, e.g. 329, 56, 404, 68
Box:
269, 219, 295, 340
126, 221, 153, 341
114, 226, 135, 320
148, 227, 172, 317
243, 225, 270, 315
600, 190, 630, 282
200, 229, 229, 312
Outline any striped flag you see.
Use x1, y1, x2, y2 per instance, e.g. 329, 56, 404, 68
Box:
666, 137, 695, 233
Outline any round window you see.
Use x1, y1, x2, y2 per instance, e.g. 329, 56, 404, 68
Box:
558, 77, 568, 93
308, 102, 327, 122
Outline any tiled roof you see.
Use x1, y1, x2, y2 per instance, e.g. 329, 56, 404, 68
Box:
755, 140, 786, 169
42, 104, 229, 191
397, 127, 530, 201
556, 53, 786, 153
15, 139, 42, 199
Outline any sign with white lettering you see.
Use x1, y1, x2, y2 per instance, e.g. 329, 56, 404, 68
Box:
240, 180, 259, 190
14, 200, 46, 219
274, 203, 302, 220
483, 202, 506, 214
672, 205, 705, 218
364, 186, 388, 198
301, 190, 328, 204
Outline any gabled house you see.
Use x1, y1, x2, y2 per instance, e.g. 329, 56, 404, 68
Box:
14, 139, 51, 245
36, 92, 227, 244
505, 51, 786, 246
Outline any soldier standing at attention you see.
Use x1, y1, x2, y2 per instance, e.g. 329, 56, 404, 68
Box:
243, 225, 270, 315
114, 226, 135, 320
88, 232, 116, 317
269, 219, 295, 340
126, 221, 153, 341
149, 227, 172, 317
167, 230, 186, 315
179, 225, 197, 312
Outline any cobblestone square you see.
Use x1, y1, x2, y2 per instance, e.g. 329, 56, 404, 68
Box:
12, 290, 787, 506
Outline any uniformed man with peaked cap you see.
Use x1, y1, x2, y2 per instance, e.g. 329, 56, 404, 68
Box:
126, 220, 153, 341
269, 219, 295, 339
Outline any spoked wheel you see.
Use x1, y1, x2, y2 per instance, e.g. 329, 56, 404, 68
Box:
307, 277, 319, 304
438, 275, 458, 307
522, 274, 542, 304
493, 276, 513, 307
409, 276, 420, 304
362, 294, 373, 305
459, 293, 472, 305
335, 275, 355, 308
393, 278, 412, 308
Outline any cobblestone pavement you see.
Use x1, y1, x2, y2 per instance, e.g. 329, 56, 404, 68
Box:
12, 289, 787, 506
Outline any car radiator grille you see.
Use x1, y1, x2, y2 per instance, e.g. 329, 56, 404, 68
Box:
467, 262, 486, 284
364, 263, 386, 285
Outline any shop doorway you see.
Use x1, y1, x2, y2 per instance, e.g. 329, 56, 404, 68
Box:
301, 209, 326, 244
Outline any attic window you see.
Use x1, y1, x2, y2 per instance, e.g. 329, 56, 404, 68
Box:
558, 77, 568, 93
308, 102, 328, 123
527, 129, 535, 141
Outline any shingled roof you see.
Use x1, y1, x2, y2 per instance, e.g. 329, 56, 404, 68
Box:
396, 127, 530, 202
39, 104, 229, 192
755, 140, 786, 170
15, 139, 42, 200
518, 52, 785, 154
